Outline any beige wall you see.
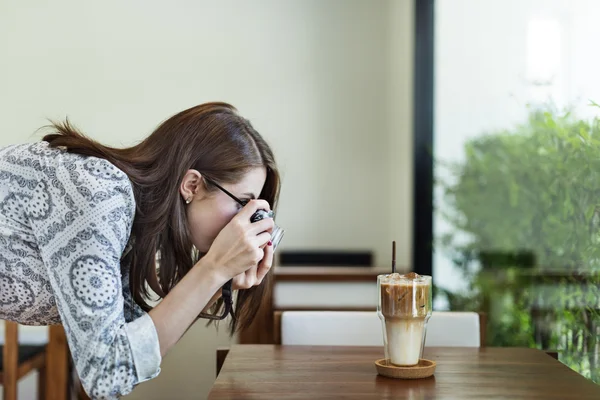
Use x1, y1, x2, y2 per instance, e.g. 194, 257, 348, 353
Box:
388, 0, 414, 267
0, 0, 413, 398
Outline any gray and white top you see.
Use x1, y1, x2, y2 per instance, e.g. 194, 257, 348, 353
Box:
0, 142, 161, 399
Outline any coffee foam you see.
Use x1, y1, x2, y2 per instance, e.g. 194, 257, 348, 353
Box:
379, 272, 429, 285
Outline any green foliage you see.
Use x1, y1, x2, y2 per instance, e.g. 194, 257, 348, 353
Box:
438, 105, 600, 382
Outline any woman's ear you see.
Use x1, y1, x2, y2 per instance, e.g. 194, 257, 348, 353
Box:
179, 169, 204, 203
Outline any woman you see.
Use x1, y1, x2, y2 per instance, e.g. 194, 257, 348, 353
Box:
0, 102, 280, 398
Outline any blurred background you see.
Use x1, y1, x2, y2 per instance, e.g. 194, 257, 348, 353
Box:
433, 0, 600, 385
1, 0, 599, 398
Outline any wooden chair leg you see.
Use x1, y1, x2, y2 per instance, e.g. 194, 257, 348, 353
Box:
3, 377, 18, 400
38, 366, 47, 400
216, 348, 230, 377
46, 325, 69, 400
478, 312, 487, 347
273, 311, 282, 345
3, 321, 19, 400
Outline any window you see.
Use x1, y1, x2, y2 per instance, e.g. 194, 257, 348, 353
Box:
415, 0, 600, 382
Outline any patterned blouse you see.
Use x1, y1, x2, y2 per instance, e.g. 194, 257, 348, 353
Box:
0, 142, 161, 398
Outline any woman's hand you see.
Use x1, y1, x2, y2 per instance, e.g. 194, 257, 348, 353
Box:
232, 239, 274, 289
201, 200, 274, 286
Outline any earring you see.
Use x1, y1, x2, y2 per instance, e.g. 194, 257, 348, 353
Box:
185, 197, 192, 204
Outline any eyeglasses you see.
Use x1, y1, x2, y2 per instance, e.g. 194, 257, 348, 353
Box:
204, 177, 250, 207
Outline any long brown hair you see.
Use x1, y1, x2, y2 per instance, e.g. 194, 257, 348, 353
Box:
42, 102, 280, 334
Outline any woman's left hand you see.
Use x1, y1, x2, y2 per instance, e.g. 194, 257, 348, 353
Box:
232, 240, 274, 290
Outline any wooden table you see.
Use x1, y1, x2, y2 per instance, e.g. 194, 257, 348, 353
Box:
209, 345, 600, 399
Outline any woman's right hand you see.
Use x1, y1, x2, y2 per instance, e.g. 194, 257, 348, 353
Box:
200, 200, 274, 286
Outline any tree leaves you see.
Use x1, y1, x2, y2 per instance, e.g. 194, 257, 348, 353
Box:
436, 106, 600, 382
438, 107, 600, 271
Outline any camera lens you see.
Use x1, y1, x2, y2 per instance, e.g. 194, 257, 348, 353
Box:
270, 225, 284, 250
249, 209, 284, 250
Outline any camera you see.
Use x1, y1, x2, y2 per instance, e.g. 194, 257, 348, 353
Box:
250, 209, 284, 250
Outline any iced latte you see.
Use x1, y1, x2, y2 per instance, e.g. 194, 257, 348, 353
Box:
377, 272, 432, 366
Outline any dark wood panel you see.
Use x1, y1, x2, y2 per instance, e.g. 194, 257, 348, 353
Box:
209, 346, 600, 399
274, 267, 397, 282
273, 306, 376, 312
278, 251, 373, 266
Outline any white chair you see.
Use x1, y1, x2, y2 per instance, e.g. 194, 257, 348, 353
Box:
279, 311, 481, 347
426, 311, 481, 347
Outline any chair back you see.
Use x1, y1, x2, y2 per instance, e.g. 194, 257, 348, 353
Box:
279, 311, 482, 347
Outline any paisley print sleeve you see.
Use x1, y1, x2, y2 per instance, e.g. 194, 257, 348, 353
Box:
27, 156, 161, 399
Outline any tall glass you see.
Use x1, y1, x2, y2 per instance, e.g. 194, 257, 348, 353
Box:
377, 273, 433, 366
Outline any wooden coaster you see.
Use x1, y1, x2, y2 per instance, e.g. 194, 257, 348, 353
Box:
375, 358, 436, 379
